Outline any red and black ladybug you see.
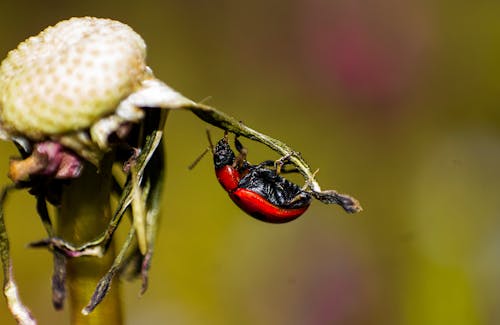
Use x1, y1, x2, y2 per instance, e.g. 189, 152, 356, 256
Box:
212, 135, 312, 223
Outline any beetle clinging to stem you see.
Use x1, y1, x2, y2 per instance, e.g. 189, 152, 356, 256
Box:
192, 131, 361, 223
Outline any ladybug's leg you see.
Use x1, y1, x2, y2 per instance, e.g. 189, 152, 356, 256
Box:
255, 158, 299, 174
233, 136, 248, 169
274, 153, 301, 174
256, 160, 274, 168
278, 164, 299, 174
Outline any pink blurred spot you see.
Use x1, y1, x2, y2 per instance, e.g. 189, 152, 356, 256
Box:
299, 0, 431, 109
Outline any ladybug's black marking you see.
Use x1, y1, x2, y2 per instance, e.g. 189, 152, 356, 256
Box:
237, 166, 311, 209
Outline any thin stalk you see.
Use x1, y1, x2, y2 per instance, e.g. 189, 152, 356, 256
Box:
57, 154, 122, 325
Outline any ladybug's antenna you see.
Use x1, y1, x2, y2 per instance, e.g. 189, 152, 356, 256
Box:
188, 130, 214, 170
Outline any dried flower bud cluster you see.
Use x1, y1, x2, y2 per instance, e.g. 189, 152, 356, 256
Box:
0, 17, 147, 139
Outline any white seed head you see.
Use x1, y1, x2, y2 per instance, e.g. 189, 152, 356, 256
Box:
0, 17, 147, 139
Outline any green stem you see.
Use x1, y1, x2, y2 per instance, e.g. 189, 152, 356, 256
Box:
57, 154, 123, 325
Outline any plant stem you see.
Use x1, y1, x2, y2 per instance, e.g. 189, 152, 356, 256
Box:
57, 154, 122, 325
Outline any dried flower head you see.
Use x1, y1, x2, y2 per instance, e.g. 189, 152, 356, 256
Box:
0, 17, 147, 139
0, 17, 190, 324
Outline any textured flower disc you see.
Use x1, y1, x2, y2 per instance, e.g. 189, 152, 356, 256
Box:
0, 17, 147, 139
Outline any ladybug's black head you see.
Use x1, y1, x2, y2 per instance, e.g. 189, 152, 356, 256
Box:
213, 138, 235, 170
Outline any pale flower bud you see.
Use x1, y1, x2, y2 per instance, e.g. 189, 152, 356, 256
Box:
0, 17, 147, 139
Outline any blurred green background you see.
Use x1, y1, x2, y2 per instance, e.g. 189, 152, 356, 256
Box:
1, 0, 500, 324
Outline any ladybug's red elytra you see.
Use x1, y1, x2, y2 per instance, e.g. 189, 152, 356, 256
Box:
212, 135, 312, 223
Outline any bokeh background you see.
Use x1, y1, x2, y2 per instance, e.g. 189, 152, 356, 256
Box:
1, 0, 499, 324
